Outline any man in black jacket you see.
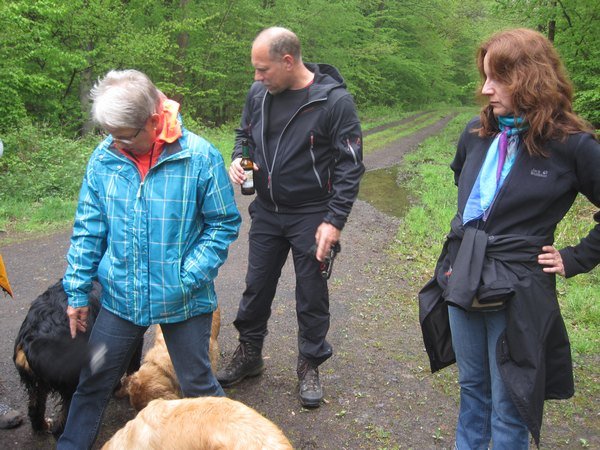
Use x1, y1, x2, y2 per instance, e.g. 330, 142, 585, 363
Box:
219, 27, 364, 408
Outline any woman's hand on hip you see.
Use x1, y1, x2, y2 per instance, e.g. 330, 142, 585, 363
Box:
538, 245, 565, 277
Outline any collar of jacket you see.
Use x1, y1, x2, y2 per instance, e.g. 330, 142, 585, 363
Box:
304, 62, 346, 89
251, 62, 346, 103
105, 131, 187, 164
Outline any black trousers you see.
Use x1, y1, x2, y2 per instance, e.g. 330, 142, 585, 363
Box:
234, 200, 333, 366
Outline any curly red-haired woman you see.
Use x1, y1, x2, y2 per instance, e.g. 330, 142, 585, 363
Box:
420, 28, 599, 449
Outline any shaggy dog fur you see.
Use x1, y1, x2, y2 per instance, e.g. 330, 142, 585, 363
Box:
102, 397, 293, 450
117, 307, 221, 411
13, 279, 142, 437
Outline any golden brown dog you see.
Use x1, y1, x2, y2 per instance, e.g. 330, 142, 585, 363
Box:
117, 307, 221, 411
102, 397, 293, 450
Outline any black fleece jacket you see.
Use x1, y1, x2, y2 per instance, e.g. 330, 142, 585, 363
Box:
451, 117, 600, 276
232, 63, 364, 230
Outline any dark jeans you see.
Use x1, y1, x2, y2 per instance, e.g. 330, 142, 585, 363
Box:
234, 201, 332, 366
57, 308, 223, 450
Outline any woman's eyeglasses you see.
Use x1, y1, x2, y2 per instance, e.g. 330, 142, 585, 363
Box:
112, 127, 144, 146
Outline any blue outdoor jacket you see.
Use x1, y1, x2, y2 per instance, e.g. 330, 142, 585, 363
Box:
63, 126, 241, 326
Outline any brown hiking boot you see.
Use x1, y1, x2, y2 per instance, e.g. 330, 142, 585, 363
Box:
216, 342, 265, 388
297, 356, 323, 408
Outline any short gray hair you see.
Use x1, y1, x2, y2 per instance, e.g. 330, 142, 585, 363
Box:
255, 27, 302, 61
90, 69, 162, 130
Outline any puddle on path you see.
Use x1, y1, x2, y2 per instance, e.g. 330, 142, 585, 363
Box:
358, 167, 410, 218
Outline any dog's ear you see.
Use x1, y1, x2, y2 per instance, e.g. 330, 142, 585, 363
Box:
113, 374, 132, 399
128, 374, 181, 411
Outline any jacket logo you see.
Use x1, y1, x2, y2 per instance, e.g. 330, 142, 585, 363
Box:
299, 107, 316, 115
530, 169, 549, 178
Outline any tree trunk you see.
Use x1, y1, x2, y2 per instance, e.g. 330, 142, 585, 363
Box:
172, 0, 190, 105
548, 19, 556, 42
79, 41, 95, 136
547, 0, 557, 42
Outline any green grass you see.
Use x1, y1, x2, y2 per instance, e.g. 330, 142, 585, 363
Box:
389, 111, 472, 266
2, 197, 78, 233
359, 105, 414, 132
194, 122, 236, 162
363, 110, 450, 155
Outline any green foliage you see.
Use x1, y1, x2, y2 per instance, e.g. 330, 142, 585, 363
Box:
573, 90, 600, 127
0, 121, 97, 233
1, 0, 596, 133
0, 123, 96, 202
493, 0, 600, 125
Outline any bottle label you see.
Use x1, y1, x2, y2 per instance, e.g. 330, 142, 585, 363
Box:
242, 170, 254, 189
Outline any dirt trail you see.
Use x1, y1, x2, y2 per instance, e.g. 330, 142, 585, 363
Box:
0, 112, 596, 449
362, 111, 430, 137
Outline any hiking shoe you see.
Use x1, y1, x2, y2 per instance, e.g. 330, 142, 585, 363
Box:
0, 403, 23, 429
217, 342, 264, 388
297, 357, 323, 408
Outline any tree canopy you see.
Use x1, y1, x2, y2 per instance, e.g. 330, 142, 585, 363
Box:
0, 0, 597, 136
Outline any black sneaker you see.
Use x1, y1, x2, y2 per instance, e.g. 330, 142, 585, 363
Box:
216, 342, 265, 388
297, 357, 323, 408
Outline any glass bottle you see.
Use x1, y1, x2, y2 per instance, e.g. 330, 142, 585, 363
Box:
240, 139, 255, 195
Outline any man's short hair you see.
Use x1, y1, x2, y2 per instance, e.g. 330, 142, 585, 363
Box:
256, 27, 302, 61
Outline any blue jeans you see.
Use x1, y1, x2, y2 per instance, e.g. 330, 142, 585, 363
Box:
448, 306, 529, 450
57, 308, 223, 450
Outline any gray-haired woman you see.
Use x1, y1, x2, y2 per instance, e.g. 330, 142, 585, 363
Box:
58, 70, 240, 449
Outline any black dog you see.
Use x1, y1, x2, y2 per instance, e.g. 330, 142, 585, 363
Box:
13, 279, 142, 437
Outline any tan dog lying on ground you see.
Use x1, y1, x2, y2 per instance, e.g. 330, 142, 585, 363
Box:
117, 307, 221, 411
102, 397, 293, 450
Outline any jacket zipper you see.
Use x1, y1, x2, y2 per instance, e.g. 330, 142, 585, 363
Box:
260, 91, 327, 211
309, 131, 322, 188
106, 144, 183, 322
346, 138, 359, 165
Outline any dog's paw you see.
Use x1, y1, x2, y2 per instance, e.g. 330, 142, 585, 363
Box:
43, 417, 54, 433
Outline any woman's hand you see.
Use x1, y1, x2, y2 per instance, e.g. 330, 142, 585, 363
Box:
538, 245, 565, 277
67, 305, 90, 338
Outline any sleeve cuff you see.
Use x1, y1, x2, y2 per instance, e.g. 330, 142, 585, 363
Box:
323, 212, 346, 230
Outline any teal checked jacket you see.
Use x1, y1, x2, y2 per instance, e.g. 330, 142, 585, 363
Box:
63, 126, 241, 326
